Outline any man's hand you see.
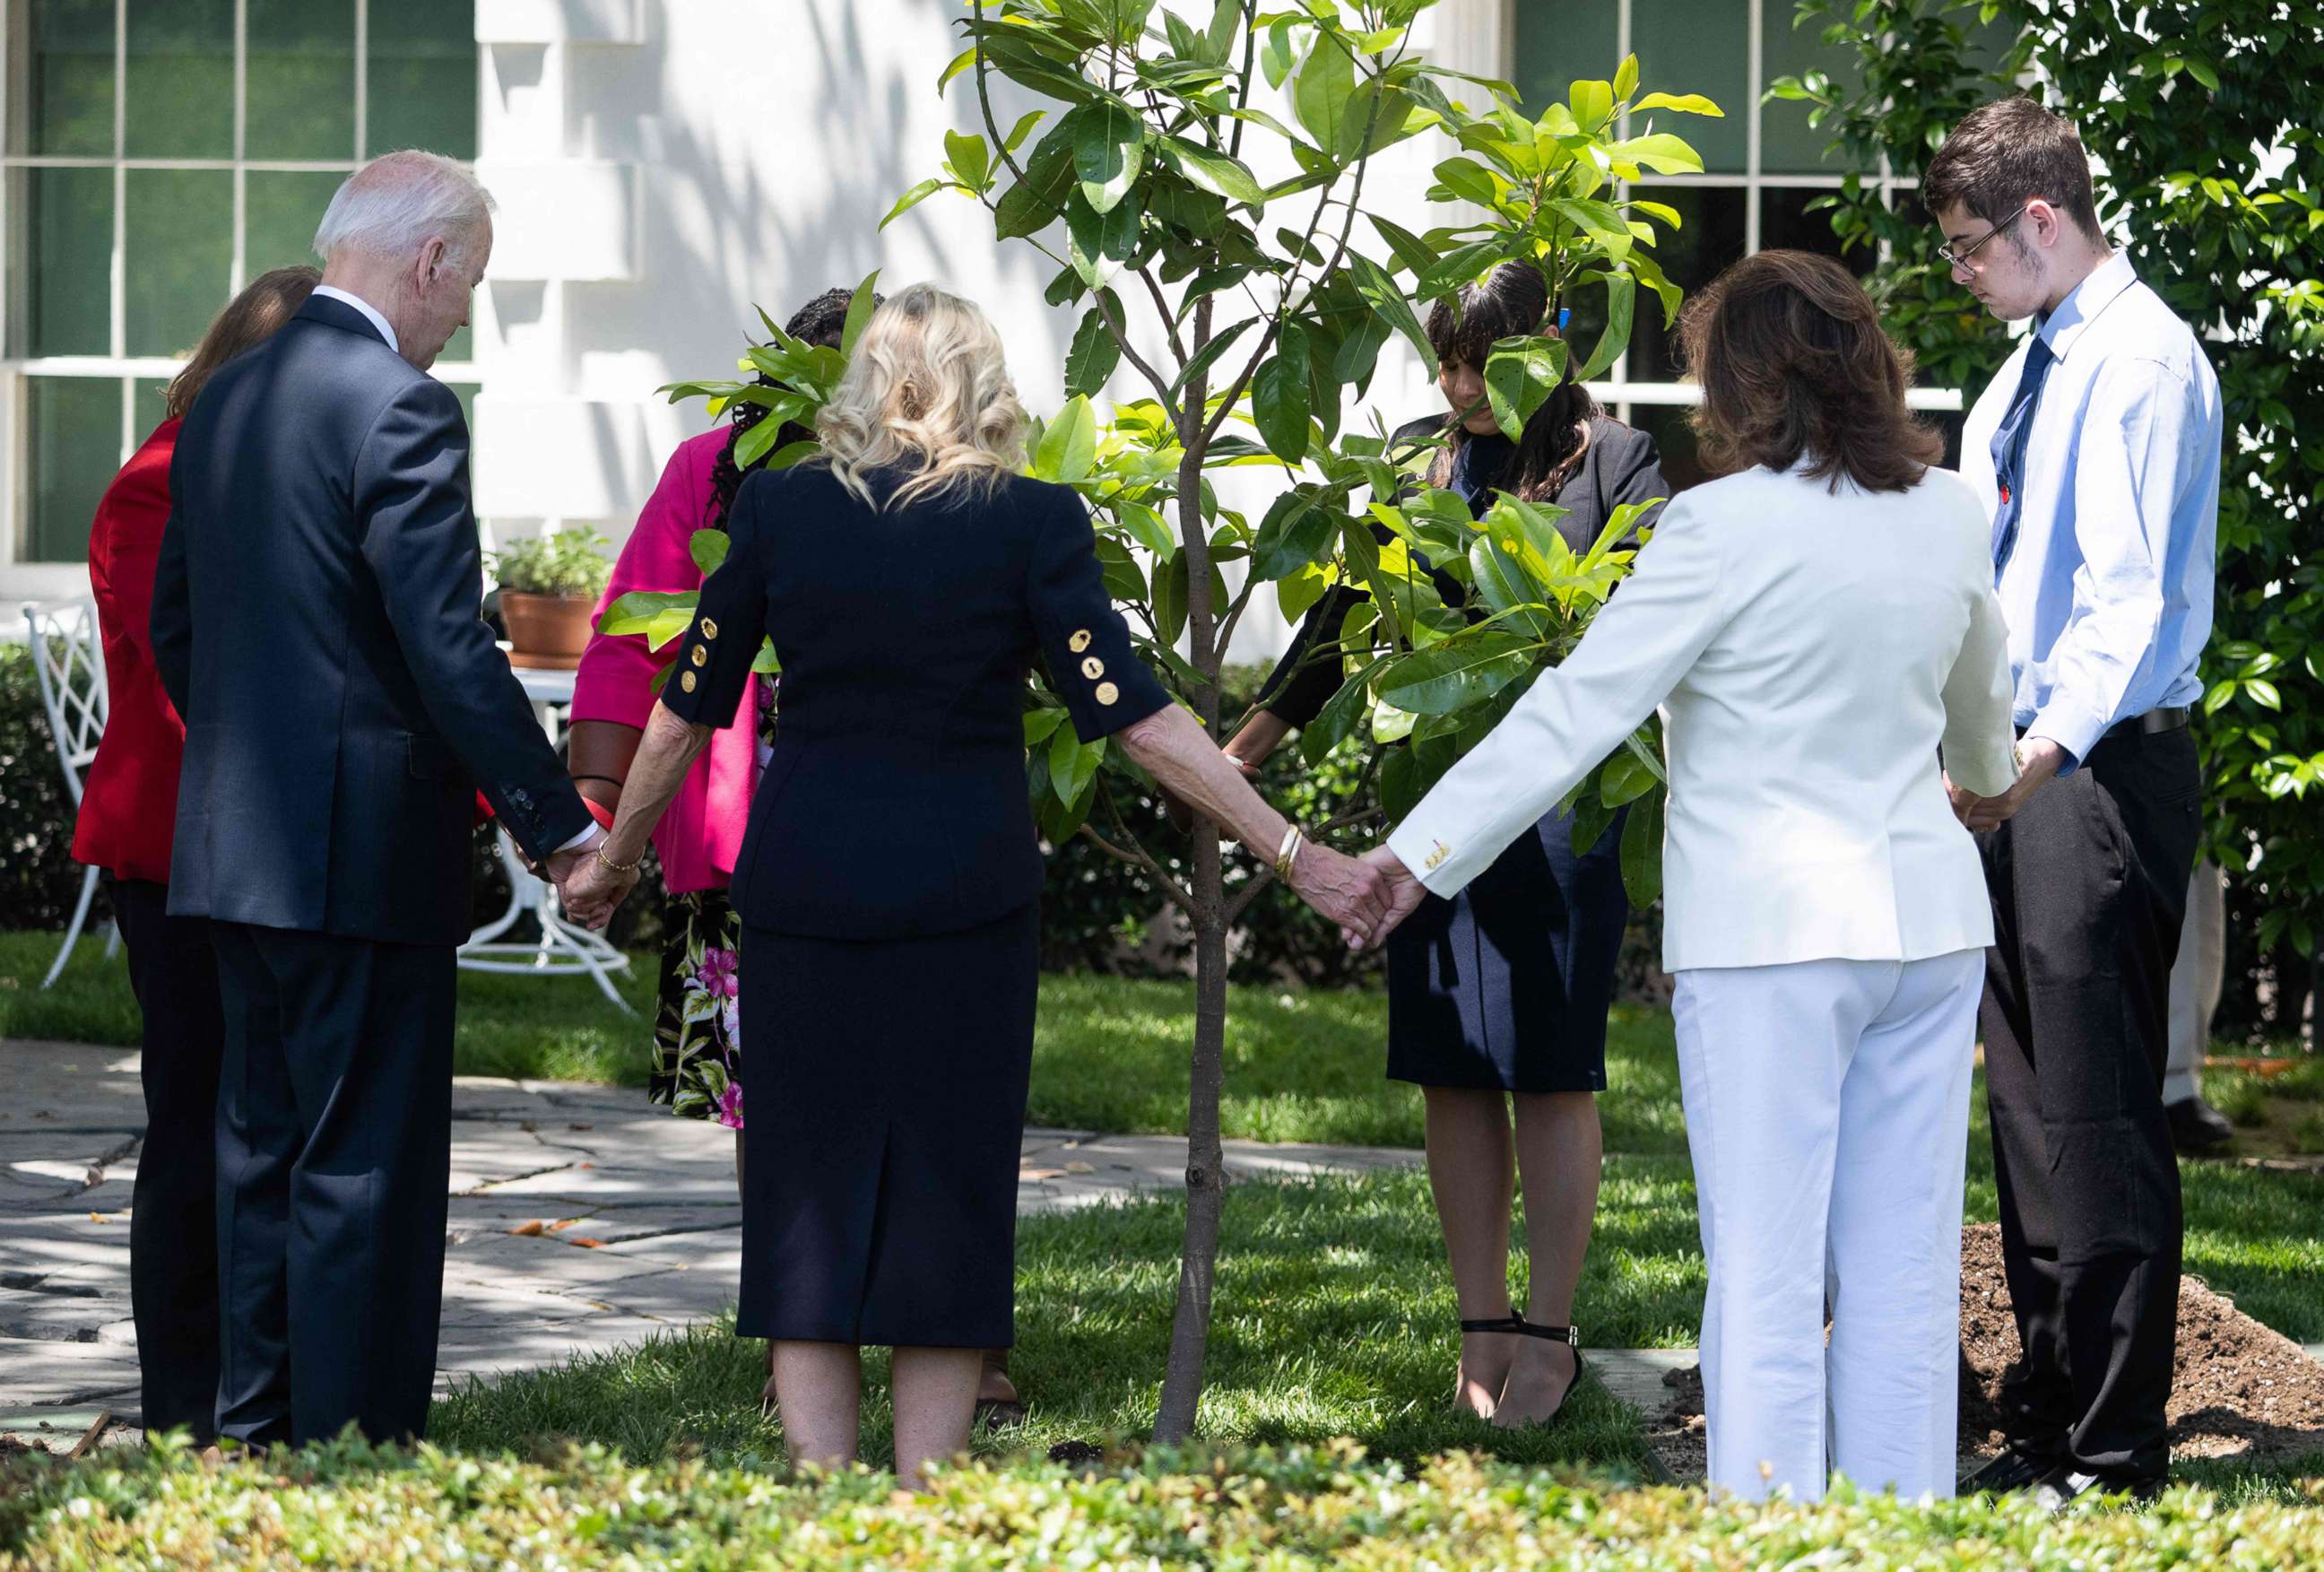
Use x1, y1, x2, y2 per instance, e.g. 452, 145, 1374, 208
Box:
1340, 845, 1429, 952
1949, 737, 2069, 831
1283, 841, 1391, 946
546, 827, 633, 931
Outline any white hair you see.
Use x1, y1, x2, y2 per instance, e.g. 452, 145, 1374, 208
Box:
312, 150, 496, 268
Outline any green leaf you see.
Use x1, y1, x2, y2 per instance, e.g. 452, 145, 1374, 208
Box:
1023, 708, 1067, 748
688, 529, 729, 578
1168, 317, 1254, 396
1251, 323, 1314, 464
1065, 191, 1140, 285
1380, 744, 1425, 821
1619, 785, 1663, 907
1483, 334, 1567, 439
2185, 56, 2220, 91
880, 178, 949, 230
938, 45, 978, 93
1159, 136, 1265, 207
1064, 291, 1123, 399
1330, 311, 1392, 386
1034, 395, 1098, 484
1261, 15, 1298, 90
1115, 499, 1178, 560
1153, 551, 1189, 646
1606, 132, 1704, 175
1432, 155, 1502, 208
1002, 109, 1047, 153
1631, 91, 1722, 117
2247, 678, 2283, 711
1568, 786, 1618, 857
1569, 77, 1614, 132
838, 267, 881, 359
1572, 274, 1634, 384
1613, 52, 1639, 103
598, 589, 697, 637
1598, 745, 1659, 807
1292, 28, 1357, 152
1300, 654, 1392, 766
733, 413, 793, 470
1468, 535, 1548, 638
1414, 240, 1503, 302
1071, 100, 1146, 215
1377, 632, 1534, 715
1252, 488, 1337, 579
1277, 560, 1331, 622
1348, 253, 1437, 376
1049, 721, 1106, 807
994, 124, 1077, 239
1366, 212, 1439, 278
1204, 0, 1241, 61
762, 439, 820, 473
944, 128, 991, 190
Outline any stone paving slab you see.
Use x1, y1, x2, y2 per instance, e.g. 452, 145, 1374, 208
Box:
0, 1038, 1421, 1437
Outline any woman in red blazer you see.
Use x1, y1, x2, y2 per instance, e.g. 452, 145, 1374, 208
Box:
72, 264, 318, 1443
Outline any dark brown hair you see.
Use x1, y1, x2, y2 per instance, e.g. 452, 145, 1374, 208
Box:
705, 284, 883, 530
1678, 249, 1941, 495
1420, 262, 1600, 501
163, 265, 321, 420
1923, 96, 2104, 245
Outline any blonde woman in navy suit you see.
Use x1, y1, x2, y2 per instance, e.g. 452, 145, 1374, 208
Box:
562, 284, 1392, 1489
1359, 252, 2022, 1502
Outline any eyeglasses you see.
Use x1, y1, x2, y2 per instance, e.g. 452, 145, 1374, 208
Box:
1936, 206, 2030, 272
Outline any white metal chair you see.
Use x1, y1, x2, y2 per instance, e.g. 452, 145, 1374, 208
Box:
23, 595, 118, 987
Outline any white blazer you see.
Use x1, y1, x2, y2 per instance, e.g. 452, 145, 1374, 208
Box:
1384, 460, 2018, 972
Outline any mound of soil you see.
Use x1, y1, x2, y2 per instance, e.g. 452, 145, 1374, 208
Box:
1651, 1222, 2324, 1477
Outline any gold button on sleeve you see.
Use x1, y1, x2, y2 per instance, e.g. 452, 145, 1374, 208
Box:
1095, 681, 1119, 707
699, 618, 719, 639
689, 645, 707, 667
680, 670, 698, 693
1080, 656, 1106, 680
1068, 629, 1092, 653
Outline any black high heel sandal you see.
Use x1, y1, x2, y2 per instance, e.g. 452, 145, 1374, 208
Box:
1488, 1316, 1587, 1425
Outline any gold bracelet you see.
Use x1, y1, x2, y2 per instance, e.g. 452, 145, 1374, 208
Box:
596, 841, 642, 877
1273, 824, 1304, 880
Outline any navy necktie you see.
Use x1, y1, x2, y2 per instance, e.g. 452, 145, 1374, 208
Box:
1988, 333, 2056, 575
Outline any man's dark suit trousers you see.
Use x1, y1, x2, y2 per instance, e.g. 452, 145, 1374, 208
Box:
209, 922, 455, 1446
1977, 725, 2201, 1484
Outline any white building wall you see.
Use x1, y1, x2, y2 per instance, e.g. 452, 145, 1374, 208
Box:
465, 0, 1505, 665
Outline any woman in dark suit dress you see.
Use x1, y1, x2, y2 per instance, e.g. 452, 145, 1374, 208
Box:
564, 284, 1389, 1489
1222, 263, 1669, 1429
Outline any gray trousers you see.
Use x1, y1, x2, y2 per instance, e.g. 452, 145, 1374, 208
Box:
2164, 861, 2224, 1104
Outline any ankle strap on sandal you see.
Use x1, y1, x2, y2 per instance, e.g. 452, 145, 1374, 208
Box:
1460, 1314, 1579, 1346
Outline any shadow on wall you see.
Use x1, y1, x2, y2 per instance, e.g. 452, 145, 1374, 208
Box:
549, 0, 1071, 456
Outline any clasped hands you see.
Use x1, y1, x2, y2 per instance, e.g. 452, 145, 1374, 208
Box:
1278, 838, 1430, 954
538, 828, 637, 931
1947, 736, 2068, 832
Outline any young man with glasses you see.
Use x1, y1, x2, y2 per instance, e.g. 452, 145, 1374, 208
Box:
1929, 96, 2221, 1507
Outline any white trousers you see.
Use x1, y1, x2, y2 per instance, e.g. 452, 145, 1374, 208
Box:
1672, 949, 1982, 1503
2164, 860, 2224, 1104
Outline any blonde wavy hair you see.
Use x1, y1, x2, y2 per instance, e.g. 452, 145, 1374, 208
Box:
813, 282, 1027, 509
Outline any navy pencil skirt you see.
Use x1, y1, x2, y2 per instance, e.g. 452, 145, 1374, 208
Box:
1385, 803, 1629, 1093
736, 904, 1037, 1349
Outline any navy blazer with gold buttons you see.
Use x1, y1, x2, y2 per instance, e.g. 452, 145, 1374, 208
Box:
660, 462, 1170, 940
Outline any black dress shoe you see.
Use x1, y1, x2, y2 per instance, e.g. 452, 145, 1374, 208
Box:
1960, 1446, 2057, 1495
2166, 1095, 2235, 1153
2030, 1466, 2166, 1511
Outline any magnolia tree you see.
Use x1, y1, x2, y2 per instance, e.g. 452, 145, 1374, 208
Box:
615, 0, 1716, 1441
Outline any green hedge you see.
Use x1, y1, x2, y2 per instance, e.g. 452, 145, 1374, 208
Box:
4, 1437, 2320, 1570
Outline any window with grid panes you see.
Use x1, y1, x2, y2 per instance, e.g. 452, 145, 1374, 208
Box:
4, 0, 478, 564
1512, 0, 2008, 488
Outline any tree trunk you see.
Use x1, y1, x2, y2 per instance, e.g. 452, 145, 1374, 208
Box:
1153, 847, 1230, 1444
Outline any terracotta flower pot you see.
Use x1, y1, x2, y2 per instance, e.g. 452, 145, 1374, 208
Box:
499, 591, 598, 671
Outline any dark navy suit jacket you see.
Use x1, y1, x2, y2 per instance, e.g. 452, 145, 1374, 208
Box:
660, 463, 1171, 940
152, 293, 591, 946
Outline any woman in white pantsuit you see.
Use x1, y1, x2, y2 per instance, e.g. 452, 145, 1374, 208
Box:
1360, 251, 2021, 1501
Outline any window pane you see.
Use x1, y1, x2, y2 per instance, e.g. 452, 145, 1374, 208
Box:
123, 0, 232, 160
126, 169, 232, 358
1631, 0, 1748, 174
1760, 5, 1866, 175
1632, 401, 1706, 495
366, 2, 478, 161
1626, 185, 1746, 384
15, 0, 116, 156
1512, 1, 1620, 121
247, 170, 344, 274
135, 376, 173, 438
13, 167, 115, 357
247, 0, 357, 161
24, 377, 122, 563
1757, 187, 1874, 275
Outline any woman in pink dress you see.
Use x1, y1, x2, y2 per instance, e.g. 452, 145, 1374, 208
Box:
568, 287, 1021, 1420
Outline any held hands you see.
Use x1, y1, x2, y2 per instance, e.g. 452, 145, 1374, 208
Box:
1338, 846, 1429, 952
1947, 737, 2068, 832
1281, 839, 1396, 948
547, 829, 637, 931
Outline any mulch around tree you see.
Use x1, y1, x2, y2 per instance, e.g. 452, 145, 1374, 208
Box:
1648, 1222, 2324, 1481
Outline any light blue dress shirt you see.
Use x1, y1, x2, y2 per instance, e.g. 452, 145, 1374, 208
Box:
1957, 251, 2222, 771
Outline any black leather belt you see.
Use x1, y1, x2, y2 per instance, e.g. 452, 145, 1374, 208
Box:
2110, 706, 2191, 739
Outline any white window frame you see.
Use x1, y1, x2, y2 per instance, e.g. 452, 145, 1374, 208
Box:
1508, 0, 1962, 427
0, 0, 479, 601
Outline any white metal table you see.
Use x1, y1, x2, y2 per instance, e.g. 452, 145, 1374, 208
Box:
456, 663, 635, 1011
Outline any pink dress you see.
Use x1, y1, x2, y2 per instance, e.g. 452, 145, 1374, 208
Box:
573, 426, 762, 1127
572, 427, 762, 893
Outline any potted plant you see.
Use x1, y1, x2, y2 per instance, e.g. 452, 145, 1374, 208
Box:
491, 529, 613, 670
